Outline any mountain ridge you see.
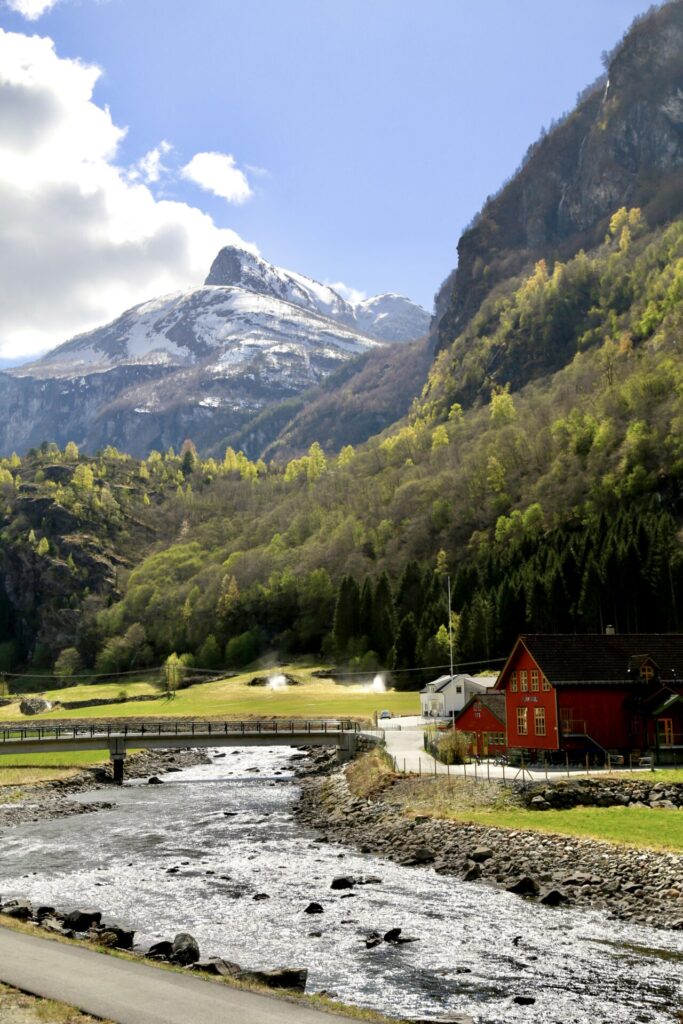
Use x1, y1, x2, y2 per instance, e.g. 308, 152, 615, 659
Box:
0, 248, 429, 457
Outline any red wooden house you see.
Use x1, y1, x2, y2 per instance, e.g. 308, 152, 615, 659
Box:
453, 692, 506, 757
496, 634, 683, 763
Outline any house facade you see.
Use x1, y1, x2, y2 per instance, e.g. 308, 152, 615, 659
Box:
496, 634, 683, 762
453, 692, 507, 757
420, 674, 496, 719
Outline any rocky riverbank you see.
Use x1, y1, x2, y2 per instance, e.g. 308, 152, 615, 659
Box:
0, 748, 210, 828
294, 753, 683, 931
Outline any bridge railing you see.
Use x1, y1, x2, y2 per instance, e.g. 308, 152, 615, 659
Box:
0, 718, 360, 745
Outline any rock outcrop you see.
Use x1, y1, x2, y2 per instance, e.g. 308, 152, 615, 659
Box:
434, 2, 683, 356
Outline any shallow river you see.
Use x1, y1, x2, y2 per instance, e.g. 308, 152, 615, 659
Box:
1, 748, 682, 1023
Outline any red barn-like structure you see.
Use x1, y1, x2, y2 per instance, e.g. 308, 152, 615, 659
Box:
496, 634, 683, 763
453, 692, 506, 757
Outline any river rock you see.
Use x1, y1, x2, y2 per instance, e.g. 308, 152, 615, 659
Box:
331, 875, 355, 890
147, 940, 173, 960
147, 776, 163, 785
384, 927, 403, 942
401, 847, 435, 866
2, 901, 31, 920
63, 909, 102, 931
304, 902, 324, 914
240, 967, 308, 992
40, 916, 74, 937
513, 996, 536, 1005
90, 923, 135, 949
470, 847, 494, 863
34, 905, 56, 921
171, 932, 200, 965
540, 889, 568, 906
506, 876, 540, 897
192, 958, 241, 977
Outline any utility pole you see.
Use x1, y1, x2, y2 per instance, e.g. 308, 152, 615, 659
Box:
447, 574, 454, 681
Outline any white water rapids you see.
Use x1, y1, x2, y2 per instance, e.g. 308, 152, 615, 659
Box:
1, 748, 682, 1023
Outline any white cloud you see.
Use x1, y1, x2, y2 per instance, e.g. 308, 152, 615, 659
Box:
129, 140, 173, 184
5, 0, 58, 19
326, 280, 367, 306
181, 151, 253, 204
0, 30, 257, 358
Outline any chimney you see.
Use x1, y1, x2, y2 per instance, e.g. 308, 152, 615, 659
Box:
605, 624, 616, 635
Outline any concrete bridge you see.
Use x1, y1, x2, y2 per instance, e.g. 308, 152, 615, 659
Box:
0, 719, 363, 783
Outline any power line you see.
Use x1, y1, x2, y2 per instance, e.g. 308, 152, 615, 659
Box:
0, 657, 505, 686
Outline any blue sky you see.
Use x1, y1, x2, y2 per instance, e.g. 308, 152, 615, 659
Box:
0, 0, 657, 356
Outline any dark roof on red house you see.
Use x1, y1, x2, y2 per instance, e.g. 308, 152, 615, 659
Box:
455, 691, 506, 725
503, 634, 683, 687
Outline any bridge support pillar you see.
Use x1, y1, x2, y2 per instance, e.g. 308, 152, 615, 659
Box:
112, 755, 125, 785
109, 738, 127, 785
336, 734, 359, 763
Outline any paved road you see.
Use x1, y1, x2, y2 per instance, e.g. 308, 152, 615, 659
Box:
375, 718, 652, 783
0, 927, 356, 1024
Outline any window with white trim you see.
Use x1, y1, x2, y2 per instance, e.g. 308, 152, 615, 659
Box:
510, 671, 518, 692
531, 670, 539, 691
520, 670, 528, 692
516, 707, 528, 735
534, 707, 546, 736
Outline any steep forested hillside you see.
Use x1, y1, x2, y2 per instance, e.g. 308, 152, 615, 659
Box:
1, 3, 682, 687
2, 207, 681, 683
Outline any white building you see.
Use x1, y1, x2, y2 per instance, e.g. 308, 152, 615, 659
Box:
420, 673, 497, 719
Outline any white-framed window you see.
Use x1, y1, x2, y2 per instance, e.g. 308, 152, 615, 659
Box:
516, 707, 528, 735
542, 676, 551, 691
531, 670, 539, 691
520, 670, 528, 692
487, 731, 505, 745
510, 671, 518, 692
534, 707, 546, 736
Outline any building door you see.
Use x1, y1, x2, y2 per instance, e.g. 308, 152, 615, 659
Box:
658, 718, 674, 746
560, 708, 573, 734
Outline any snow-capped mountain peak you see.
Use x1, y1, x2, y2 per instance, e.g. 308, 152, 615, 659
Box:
0, 247, 429, 457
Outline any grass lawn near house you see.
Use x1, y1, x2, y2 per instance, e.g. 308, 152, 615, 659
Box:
452, 804, 683, 852
0, 668, 419, 723
347, 752, 683, 852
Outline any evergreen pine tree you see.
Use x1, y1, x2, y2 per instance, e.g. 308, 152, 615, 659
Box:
332, 576, 361, 659
391, 612, 418, 688
370, 572, 395, 661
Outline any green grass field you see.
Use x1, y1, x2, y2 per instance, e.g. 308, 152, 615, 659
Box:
0, 750, 126, 787
456, 805, 683, 852
0, 667, 419, 722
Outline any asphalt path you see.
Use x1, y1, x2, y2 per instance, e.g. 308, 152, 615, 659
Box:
0, 926, 357, 1024
374, 718, 653, 781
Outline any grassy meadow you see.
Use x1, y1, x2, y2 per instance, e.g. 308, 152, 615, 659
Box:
0, 667, 419, 723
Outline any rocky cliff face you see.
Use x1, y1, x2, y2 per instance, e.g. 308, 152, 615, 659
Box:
434, 0, 683, 351
0, 249, 429, 457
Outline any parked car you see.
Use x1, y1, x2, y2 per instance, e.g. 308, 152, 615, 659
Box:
379, 710, 392, 720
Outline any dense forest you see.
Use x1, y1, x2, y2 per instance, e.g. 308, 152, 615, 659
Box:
0, 206, 681, 687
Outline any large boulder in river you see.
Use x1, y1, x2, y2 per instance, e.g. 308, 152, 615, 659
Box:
19, 697, 52, 716
171, 932, 200, 965
331, 876, 355, 890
